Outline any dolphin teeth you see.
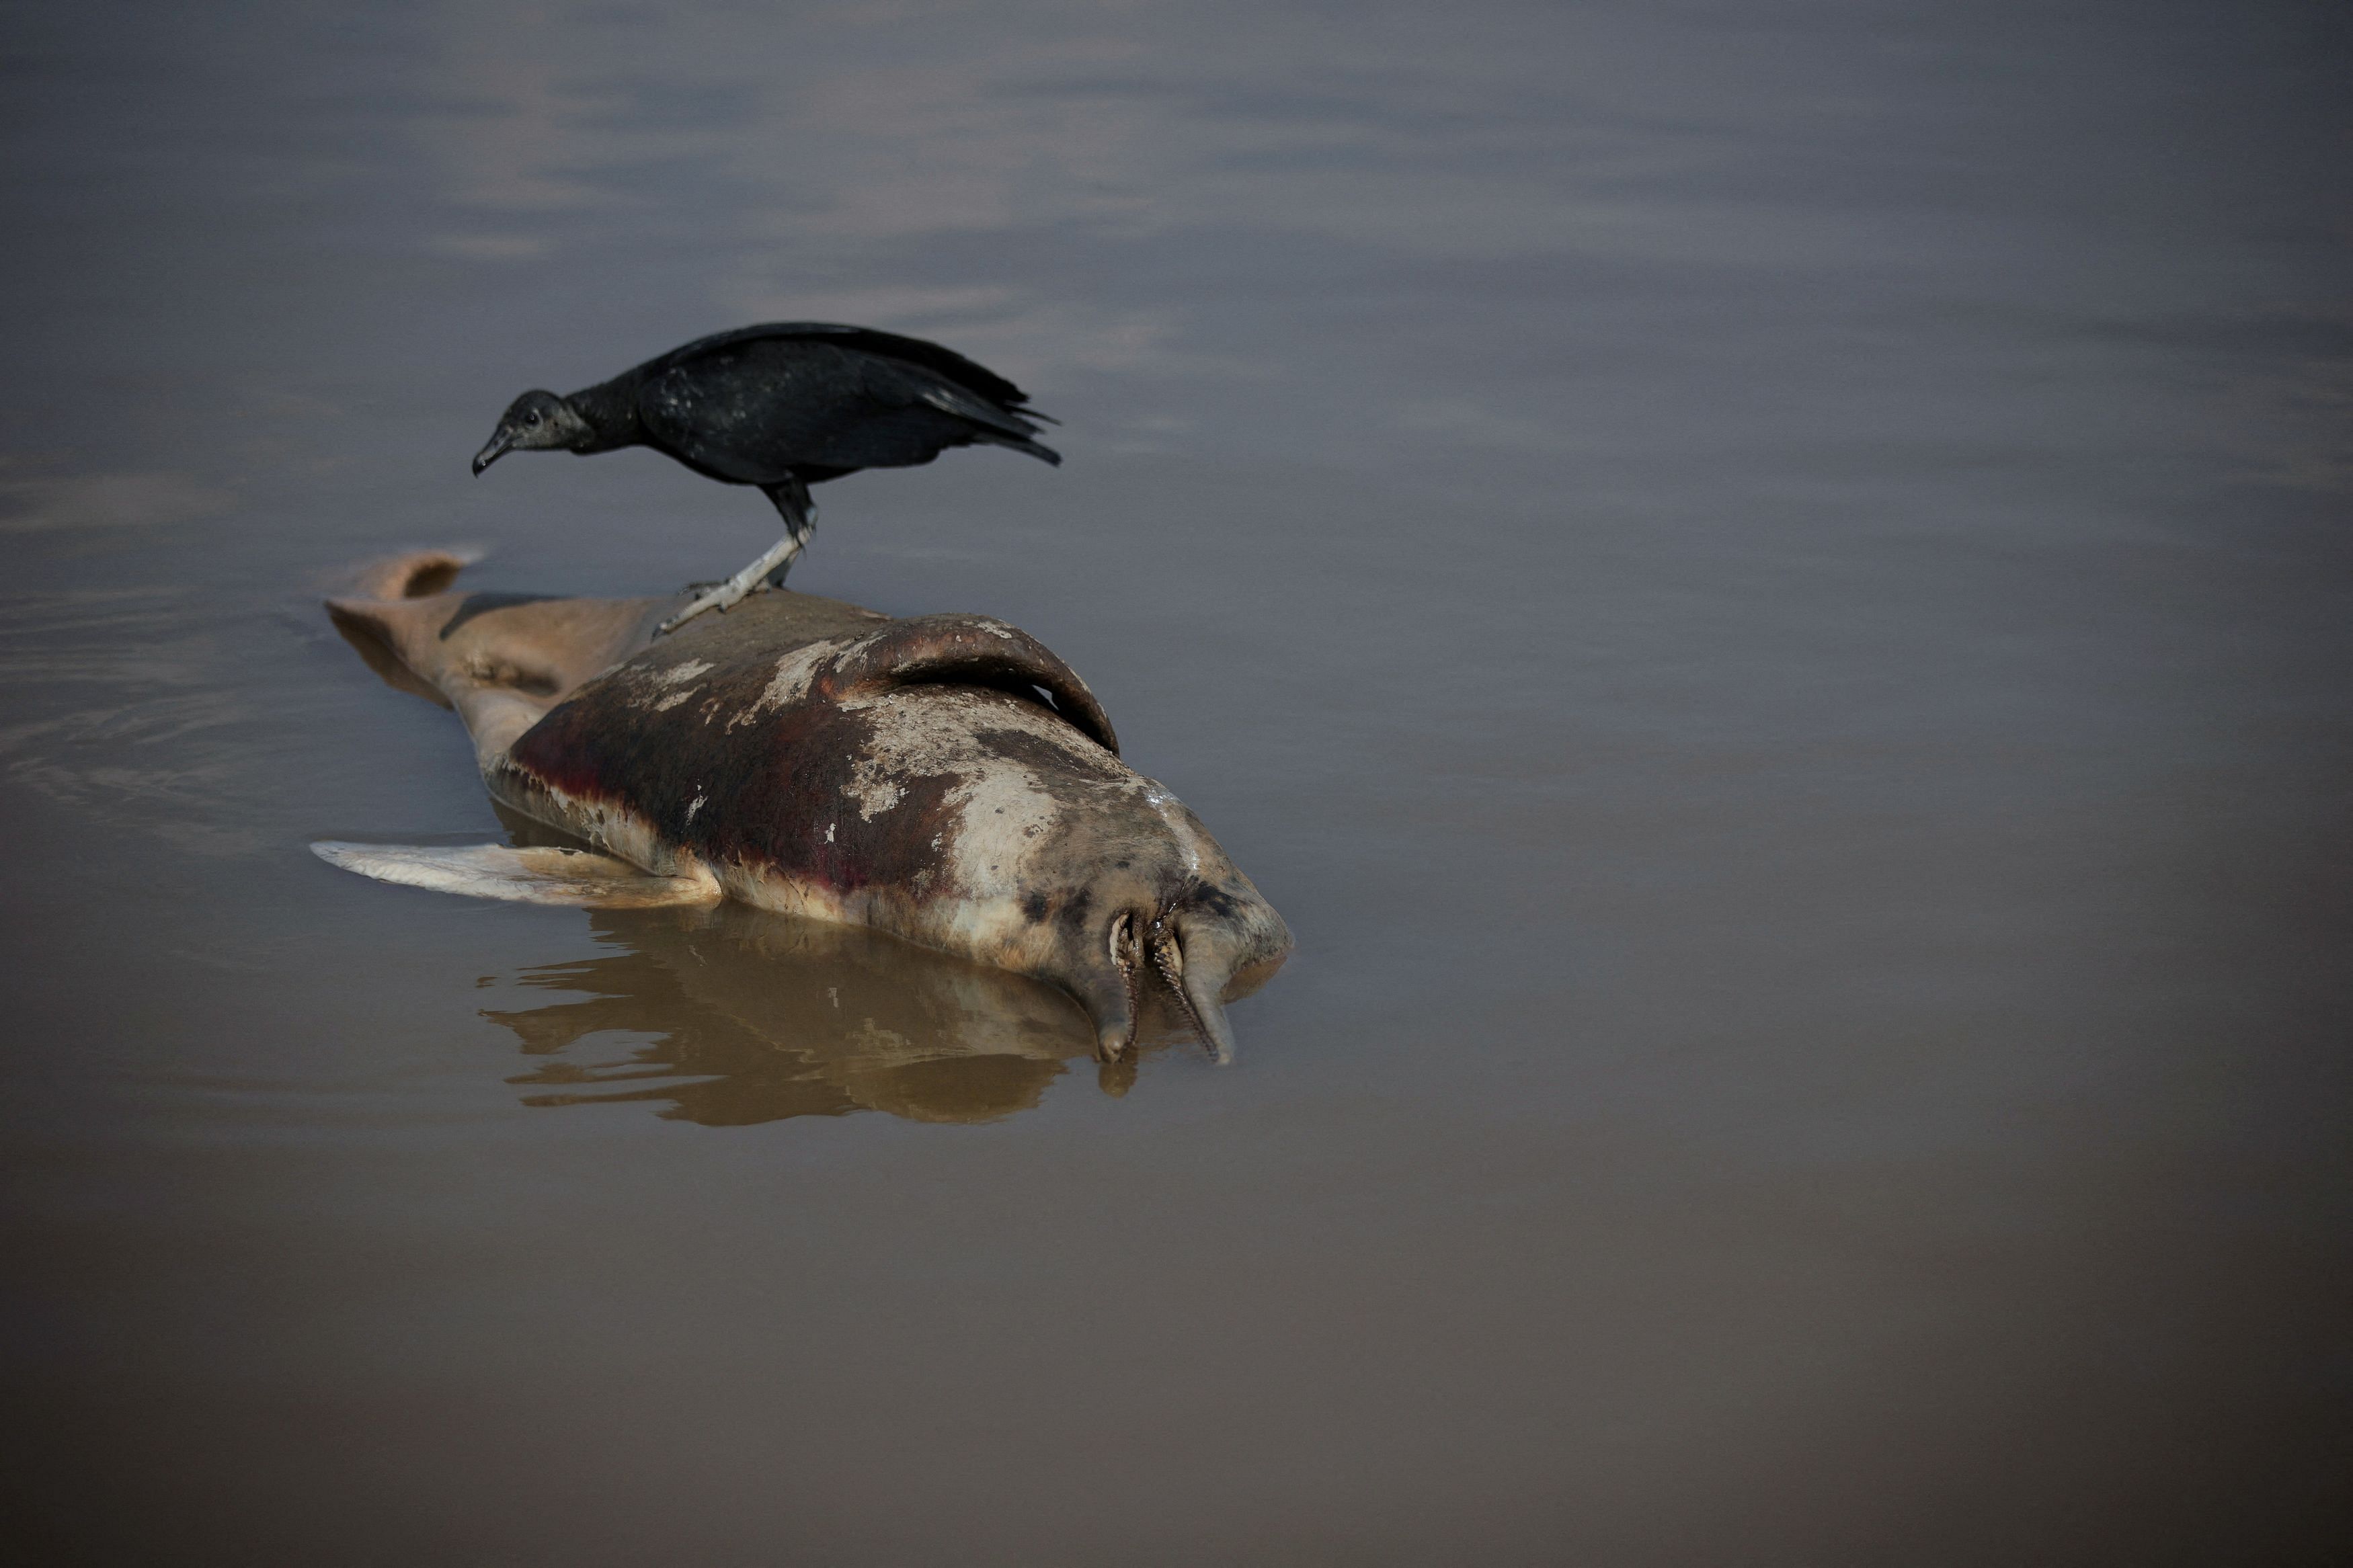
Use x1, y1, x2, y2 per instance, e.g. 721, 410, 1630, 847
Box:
1150, 917, 1183, 978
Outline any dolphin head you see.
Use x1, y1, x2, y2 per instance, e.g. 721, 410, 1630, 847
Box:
1026, 802, 1292, 1065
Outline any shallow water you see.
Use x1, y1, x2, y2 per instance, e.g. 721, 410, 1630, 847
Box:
3, 1, 2349, 1561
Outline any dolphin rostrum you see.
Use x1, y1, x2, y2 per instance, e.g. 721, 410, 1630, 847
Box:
316, 551, 1291, 1061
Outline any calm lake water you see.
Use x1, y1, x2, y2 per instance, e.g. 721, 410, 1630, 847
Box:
3, 1, 2348, 1561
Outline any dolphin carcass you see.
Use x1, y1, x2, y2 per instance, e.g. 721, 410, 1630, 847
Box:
315, 551, 1291, 1061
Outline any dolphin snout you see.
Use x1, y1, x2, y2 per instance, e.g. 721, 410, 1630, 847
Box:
1074, 902, 1246, 1065
1152, 910, 1240, 1065
1054, 872, 1289, 1069
1069, 909, 1144, 1063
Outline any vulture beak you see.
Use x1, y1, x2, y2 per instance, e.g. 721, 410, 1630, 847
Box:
471, 430, 514, 476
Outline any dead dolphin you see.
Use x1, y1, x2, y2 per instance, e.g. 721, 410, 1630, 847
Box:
316, 550, 1291, 1061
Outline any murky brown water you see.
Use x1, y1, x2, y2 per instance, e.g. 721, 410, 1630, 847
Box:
4, 1, 2349, 1562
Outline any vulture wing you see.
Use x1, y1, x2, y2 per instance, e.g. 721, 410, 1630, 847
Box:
639, 322, 1037, 411
636, 333, 1057, 481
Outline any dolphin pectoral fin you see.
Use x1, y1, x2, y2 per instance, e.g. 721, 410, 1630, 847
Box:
311, 841, 720, 909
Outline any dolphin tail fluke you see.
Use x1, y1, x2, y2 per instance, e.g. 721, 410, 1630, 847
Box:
342, 547, 483, 604
311, 841, 720, 909
324, 550, 484, 708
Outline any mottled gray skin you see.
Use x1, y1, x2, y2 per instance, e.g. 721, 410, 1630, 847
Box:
322, 551, 1291, 1060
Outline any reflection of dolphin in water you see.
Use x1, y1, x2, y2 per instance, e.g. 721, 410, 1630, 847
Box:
485, 901, 1193, 1125
316, 551, 1289, 1061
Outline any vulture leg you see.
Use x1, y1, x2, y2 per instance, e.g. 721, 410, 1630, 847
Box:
762, 478, 818, 589
657, 479, 818, 636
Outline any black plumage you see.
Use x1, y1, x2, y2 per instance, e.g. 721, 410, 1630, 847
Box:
471, 323, 1059, 630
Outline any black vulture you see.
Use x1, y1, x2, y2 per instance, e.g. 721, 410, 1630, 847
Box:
471, 323, 1059, 632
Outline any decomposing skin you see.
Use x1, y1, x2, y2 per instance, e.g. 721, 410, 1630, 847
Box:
316, 550, 1291, 1061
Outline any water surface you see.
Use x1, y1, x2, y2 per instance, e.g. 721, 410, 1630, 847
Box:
3, 1, 2348, 1562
